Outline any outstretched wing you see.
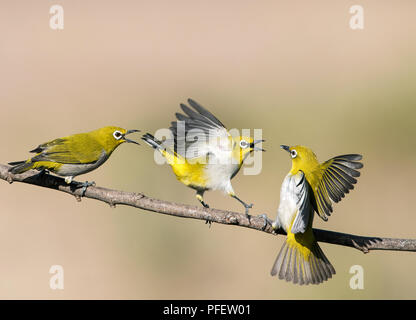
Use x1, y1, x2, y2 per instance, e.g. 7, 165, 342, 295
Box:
30, 134, 104, 164
169, 98, 230, 159
313, 154, 363, 221
291, 171, 314, 234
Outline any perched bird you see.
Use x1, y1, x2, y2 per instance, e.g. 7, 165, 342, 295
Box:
142, 98, 265, 216
271, 145, 363, 285
8, 126, 140, 194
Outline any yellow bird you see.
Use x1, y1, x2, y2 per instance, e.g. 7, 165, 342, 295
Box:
8, 126, 140, 194
142, 98, 265, 216
271, 145, 363, 285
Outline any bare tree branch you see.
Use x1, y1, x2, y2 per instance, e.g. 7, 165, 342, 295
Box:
1, 163, 415, 253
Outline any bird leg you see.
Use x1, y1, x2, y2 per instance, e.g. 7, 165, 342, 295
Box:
66, 176, 95, 197
231, 195, 253, 220
196, 191, 209, 208
64, 176, 74, 184
196, 191, 212, 226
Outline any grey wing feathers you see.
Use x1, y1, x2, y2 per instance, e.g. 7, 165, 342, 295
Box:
29, 138, 66, 153
315, 154, 363, 220
169, 99, 228, 157
170, 99, 226, 139
291, 171, 313, 234
186, 99, 226, 128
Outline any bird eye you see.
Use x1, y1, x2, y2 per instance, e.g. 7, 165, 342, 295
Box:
113, 131, 123, 140
239, 140, 249, 149
290, 150, 297, 158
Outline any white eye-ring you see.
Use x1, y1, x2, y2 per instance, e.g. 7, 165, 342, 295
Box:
239, 140, 249, 149
113, 130, 123, 140
290, 150, 297, 158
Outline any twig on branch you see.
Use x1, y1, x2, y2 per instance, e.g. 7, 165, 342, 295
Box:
1, 163, 415, 253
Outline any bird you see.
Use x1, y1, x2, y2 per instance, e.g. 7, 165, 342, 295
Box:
8, 126, 140, 194
141, 98, 265, 217
270, 145, 363, 285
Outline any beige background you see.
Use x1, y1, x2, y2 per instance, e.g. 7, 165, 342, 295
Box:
0, 1, 415, 299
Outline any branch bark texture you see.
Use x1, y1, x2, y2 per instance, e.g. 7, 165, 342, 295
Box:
1, 164, 415, 254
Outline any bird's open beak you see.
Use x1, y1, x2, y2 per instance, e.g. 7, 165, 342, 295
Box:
251, 139, 265, 152
123, 129, 141, 145
280, 145, 290, 152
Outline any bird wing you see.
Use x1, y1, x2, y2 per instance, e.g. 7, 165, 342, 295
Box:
291, 171, 313, 234
30, 134, 104, 164
169, 98, 231, 159
313, 154, 363, 221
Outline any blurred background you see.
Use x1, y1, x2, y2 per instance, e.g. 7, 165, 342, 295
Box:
0, 0, 415, 299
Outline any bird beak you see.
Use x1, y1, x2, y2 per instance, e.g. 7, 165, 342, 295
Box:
280, 145, 290, 152
123, 129, 141, 145
251, 139, 265, 152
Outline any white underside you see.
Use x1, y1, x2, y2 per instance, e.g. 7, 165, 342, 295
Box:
57, 162, 102, 177
202, 150, 241, 194
204, 162, 240, 194
275, 173, 299, 232
56, 150, 108, 179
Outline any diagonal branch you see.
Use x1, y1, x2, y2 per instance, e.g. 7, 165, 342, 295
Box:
1, 163, 415, 253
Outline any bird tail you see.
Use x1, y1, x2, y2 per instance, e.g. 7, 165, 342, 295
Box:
8, 160, 33, 174
141, 133, 164, 150
271, 230, 335, 285
141, 133, 183, 165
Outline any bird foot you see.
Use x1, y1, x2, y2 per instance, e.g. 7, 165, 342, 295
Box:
202, 204, 212, 227
257, 214, 273, 231
244, 203, 253, 222
76, 181, 96, 197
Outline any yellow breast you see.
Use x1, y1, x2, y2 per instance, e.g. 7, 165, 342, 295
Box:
171, 159, 207, 188
161, 149, 208, 189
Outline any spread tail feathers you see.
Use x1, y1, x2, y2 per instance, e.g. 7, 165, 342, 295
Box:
271, 234, 335, 285
8, 161, 33, 174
